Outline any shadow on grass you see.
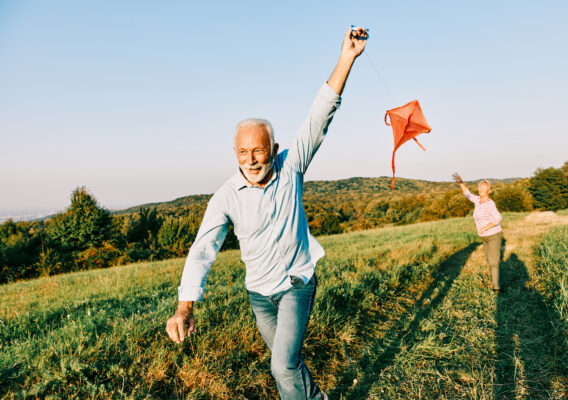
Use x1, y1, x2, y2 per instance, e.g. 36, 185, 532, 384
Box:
494, 253, 568, 399
331, 242, 480, 399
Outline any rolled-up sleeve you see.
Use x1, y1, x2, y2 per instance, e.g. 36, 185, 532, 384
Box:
286, 83, 341, 174
178, 194, 229, 301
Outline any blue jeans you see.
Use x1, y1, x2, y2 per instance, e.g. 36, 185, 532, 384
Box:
248, 274, 321, 400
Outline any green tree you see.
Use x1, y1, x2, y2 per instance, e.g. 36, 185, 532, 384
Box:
157, 216, 198, 256
126, 208, 162, 244
46, 187, 117, 252
529, 168, 568, 210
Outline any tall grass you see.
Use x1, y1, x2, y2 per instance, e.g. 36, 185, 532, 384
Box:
535, 225, 568, 327
2, 212, 567, 399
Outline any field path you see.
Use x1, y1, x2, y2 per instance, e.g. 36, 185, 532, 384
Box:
477, 212, 568, 399
324, 212, 568, 399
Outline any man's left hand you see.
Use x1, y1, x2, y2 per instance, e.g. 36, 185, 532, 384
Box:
341, 26, 368, 59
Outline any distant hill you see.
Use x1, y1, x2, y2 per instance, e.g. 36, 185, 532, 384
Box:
117, 194, 211, 215
0, 174, 530, 284
116, 176, 520, 216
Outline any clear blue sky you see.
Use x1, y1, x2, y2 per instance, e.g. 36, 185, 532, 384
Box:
1, 0, 567, 214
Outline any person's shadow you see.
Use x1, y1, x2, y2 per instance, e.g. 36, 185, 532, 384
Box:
331, 242, 480, 398
494, 252, 568, 399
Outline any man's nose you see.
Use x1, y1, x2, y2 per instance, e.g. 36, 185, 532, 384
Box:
246, 151, 255, 165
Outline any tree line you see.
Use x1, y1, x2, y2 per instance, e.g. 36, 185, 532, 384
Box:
1, 162, 566, 284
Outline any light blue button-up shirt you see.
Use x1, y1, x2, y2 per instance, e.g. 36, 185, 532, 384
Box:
178, 83, 341, 301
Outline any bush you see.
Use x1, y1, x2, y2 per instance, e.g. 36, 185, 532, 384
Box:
125, 243, 154, 262
0, 220, 43, 282
75, 242, 123, 270
419, 191, 472, 222
445, 192, 472, 218
320, 213, 343, 235
493, 181, 533, 212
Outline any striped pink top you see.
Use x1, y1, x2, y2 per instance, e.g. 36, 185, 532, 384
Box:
464, 190, 502, 237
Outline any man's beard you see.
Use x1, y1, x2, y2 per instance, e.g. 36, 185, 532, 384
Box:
240, 159, 274, 184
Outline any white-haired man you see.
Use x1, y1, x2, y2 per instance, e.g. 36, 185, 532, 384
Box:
166, 27, 368, 399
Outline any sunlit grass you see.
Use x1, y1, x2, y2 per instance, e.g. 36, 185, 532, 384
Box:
535, 225, 568, 328
1, 212, 567, 399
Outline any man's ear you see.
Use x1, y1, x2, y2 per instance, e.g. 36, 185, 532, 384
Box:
273, 143, 279, 157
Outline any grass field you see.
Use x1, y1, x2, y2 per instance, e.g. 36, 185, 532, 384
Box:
1, 211, 567, 399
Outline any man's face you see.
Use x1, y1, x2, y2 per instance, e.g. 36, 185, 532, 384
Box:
234, 125, 278, 185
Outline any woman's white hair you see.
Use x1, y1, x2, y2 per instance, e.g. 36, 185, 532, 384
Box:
234, 118, 275, 150
478, 180, 492, 188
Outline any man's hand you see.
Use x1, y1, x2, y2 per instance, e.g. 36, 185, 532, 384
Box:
341, 26, 368, 60
166, 301, 196, 343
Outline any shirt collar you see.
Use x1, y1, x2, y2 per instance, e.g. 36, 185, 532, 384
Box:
232, 164, 279, 190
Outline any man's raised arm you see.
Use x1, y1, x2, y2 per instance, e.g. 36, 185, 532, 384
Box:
286, 27, 368, 174
327, 26, 368, 95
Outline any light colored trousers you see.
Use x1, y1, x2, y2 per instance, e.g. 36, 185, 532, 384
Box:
247, 275, 322, 400
481, 231, 503, 290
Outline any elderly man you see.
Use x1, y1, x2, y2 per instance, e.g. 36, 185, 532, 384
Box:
166, 27, 368, 399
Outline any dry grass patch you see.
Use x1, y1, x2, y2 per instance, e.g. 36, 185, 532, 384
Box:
177, 366, 232, 398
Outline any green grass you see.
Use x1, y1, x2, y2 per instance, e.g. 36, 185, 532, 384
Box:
1, 212, 567, 399
535, 225, 568, 330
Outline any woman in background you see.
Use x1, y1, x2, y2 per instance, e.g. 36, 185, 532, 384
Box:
452, 173, 504, 293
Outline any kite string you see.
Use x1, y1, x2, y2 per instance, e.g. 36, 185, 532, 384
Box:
364, 51, 398, 106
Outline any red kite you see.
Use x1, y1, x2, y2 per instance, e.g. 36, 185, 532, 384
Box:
385, 100, 431, 189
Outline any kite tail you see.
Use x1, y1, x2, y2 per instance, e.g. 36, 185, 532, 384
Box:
413, 138, 426, 151
391, 149, 396, 190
